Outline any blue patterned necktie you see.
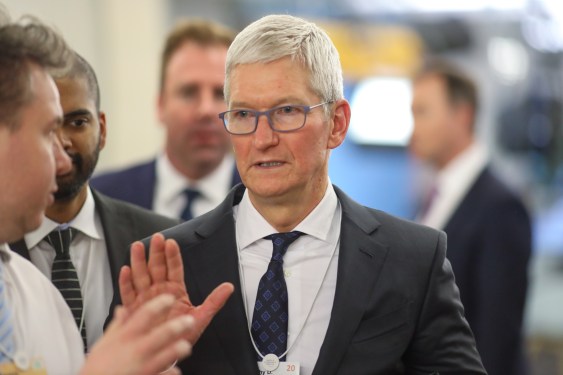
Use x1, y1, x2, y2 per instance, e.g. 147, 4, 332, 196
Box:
0, 260, 15, 363
180, 188, 201, 221
251, 231, 303, 360
45, 228, 87, 351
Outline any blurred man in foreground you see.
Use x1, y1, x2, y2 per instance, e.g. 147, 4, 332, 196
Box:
0, 8, 232, 374
9, 51, 179, 351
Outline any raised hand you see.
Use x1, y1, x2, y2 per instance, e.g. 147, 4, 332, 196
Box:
118, 233, 234, 345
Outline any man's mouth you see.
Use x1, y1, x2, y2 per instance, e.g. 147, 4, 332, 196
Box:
257, 161, 283, 167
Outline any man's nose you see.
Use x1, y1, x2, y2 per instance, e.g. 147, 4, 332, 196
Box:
198, 90, 221, 119
55, 127, 72, 149
53, 135, 71, 175
253, 114, 278, 149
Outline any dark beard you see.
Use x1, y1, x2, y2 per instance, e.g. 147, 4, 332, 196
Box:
55, 147, 100, 202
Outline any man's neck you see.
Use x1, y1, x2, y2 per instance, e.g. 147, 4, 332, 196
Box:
248, 180, 328, 233
46, 185, 88, 224
436, 137, 474, 171
166, 151, 221, 181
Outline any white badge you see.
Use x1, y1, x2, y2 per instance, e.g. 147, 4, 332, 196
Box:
262, 354, 280, 371
258, 359, 300, 375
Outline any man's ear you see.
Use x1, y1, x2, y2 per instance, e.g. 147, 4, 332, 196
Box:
454, 102, 474, 136
98, 111, 107, 150
327, 99, 351, 149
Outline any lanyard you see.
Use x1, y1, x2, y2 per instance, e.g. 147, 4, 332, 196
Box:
236, 229, 340, 362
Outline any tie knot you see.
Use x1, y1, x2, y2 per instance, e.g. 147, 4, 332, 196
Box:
183, 188, 200, 201
264, 231, 303, 262
45, 228, 75, 255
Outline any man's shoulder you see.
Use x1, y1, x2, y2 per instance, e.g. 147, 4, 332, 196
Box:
90, 159, 157, 206
153, 185, 244, 246
5, 248, 59, 291
335, 184, 444, 250
466, 167, 530, 216
92, 188, 179, 228
91, 159, 156, 186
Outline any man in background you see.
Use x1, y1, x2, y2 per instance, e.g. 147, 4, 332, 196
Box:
410, 58, 532, 375
9, 51, 179, 351
92, 19, 240, 221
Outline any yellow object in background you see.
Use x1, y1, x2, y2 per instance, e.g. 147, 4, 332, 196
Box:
319, 20, 424, 79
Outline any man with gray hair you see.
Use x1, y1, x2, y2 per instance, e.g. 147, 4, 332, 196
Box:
118, 14, 487, 374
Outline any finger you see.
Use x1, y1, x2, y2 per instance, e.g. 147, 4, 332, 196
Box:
138, 339, 191, 375
164, 239, 184, 286
189, 282, 234, 342
123, 294, 176, 337
119, 265, 136, 308
105, 305, 126, 334
134, 315, 195, 375
159, 367, 181, 375
148, 232, 167, 284
199, 282, 234, 319
130, 240, 151, 293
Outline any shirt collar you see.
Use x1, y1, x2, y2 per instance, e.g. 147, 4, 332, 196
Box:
235, 180, 338, 250
0, 243, 11, 262
156, 152, 235, 204
437, 142, 488, 193
24, 187, 104, 249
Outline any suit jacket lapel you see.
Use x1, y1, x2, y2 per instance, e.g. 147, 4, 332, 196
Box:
8, 239, 31, 261
184, 185, 258, 374
92, 190, 132, 292
313, 187, 389, 375
230, 164, 242, 187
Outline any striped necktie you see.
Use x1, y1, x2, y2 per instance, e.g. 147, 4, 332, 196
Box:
45, 228, 87, 351
0, 261, 15, 363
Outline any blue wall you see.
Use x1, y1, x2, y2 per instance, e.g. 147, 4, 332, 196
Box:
329, 139, 416, 219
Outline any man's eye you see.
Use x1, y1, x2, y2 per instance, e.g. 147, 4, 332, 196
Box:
276, 106, 301, 116
68, 118, 88, 127
214, 88, 225, 101
178, 86, 197, 99
233, 110, 252, 119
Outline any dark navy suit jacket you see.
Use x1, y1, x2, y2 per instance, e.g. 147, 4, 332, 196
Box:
90, 158, 241, 211
442, 166, 531, 375
112, 184, 486, 375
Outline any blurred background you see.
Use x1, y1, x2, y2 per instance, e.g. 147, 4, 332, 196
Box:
4, 0, 563, 373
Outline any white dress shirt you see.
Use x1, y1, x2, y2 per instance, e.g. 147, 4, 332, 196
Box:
420, 142, 488, 230
1, 243, 84, 374
233, 182, 341, 375
23, 188, 112, 349
153, 153, 236, 219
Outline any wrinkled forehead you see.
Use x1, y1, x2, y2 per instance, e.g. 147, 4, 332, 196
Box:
226, 58, 314, 102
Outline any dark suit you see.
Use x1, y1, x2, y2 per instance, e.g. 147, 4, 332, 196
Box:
10, 188, 179, 296
90, 158, 242, 212
442, 167, 531, 375
122, 184, 485, 374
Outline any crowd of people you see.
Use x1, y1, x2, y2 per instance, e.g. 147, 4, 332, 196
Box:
0, 3, 532, 374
